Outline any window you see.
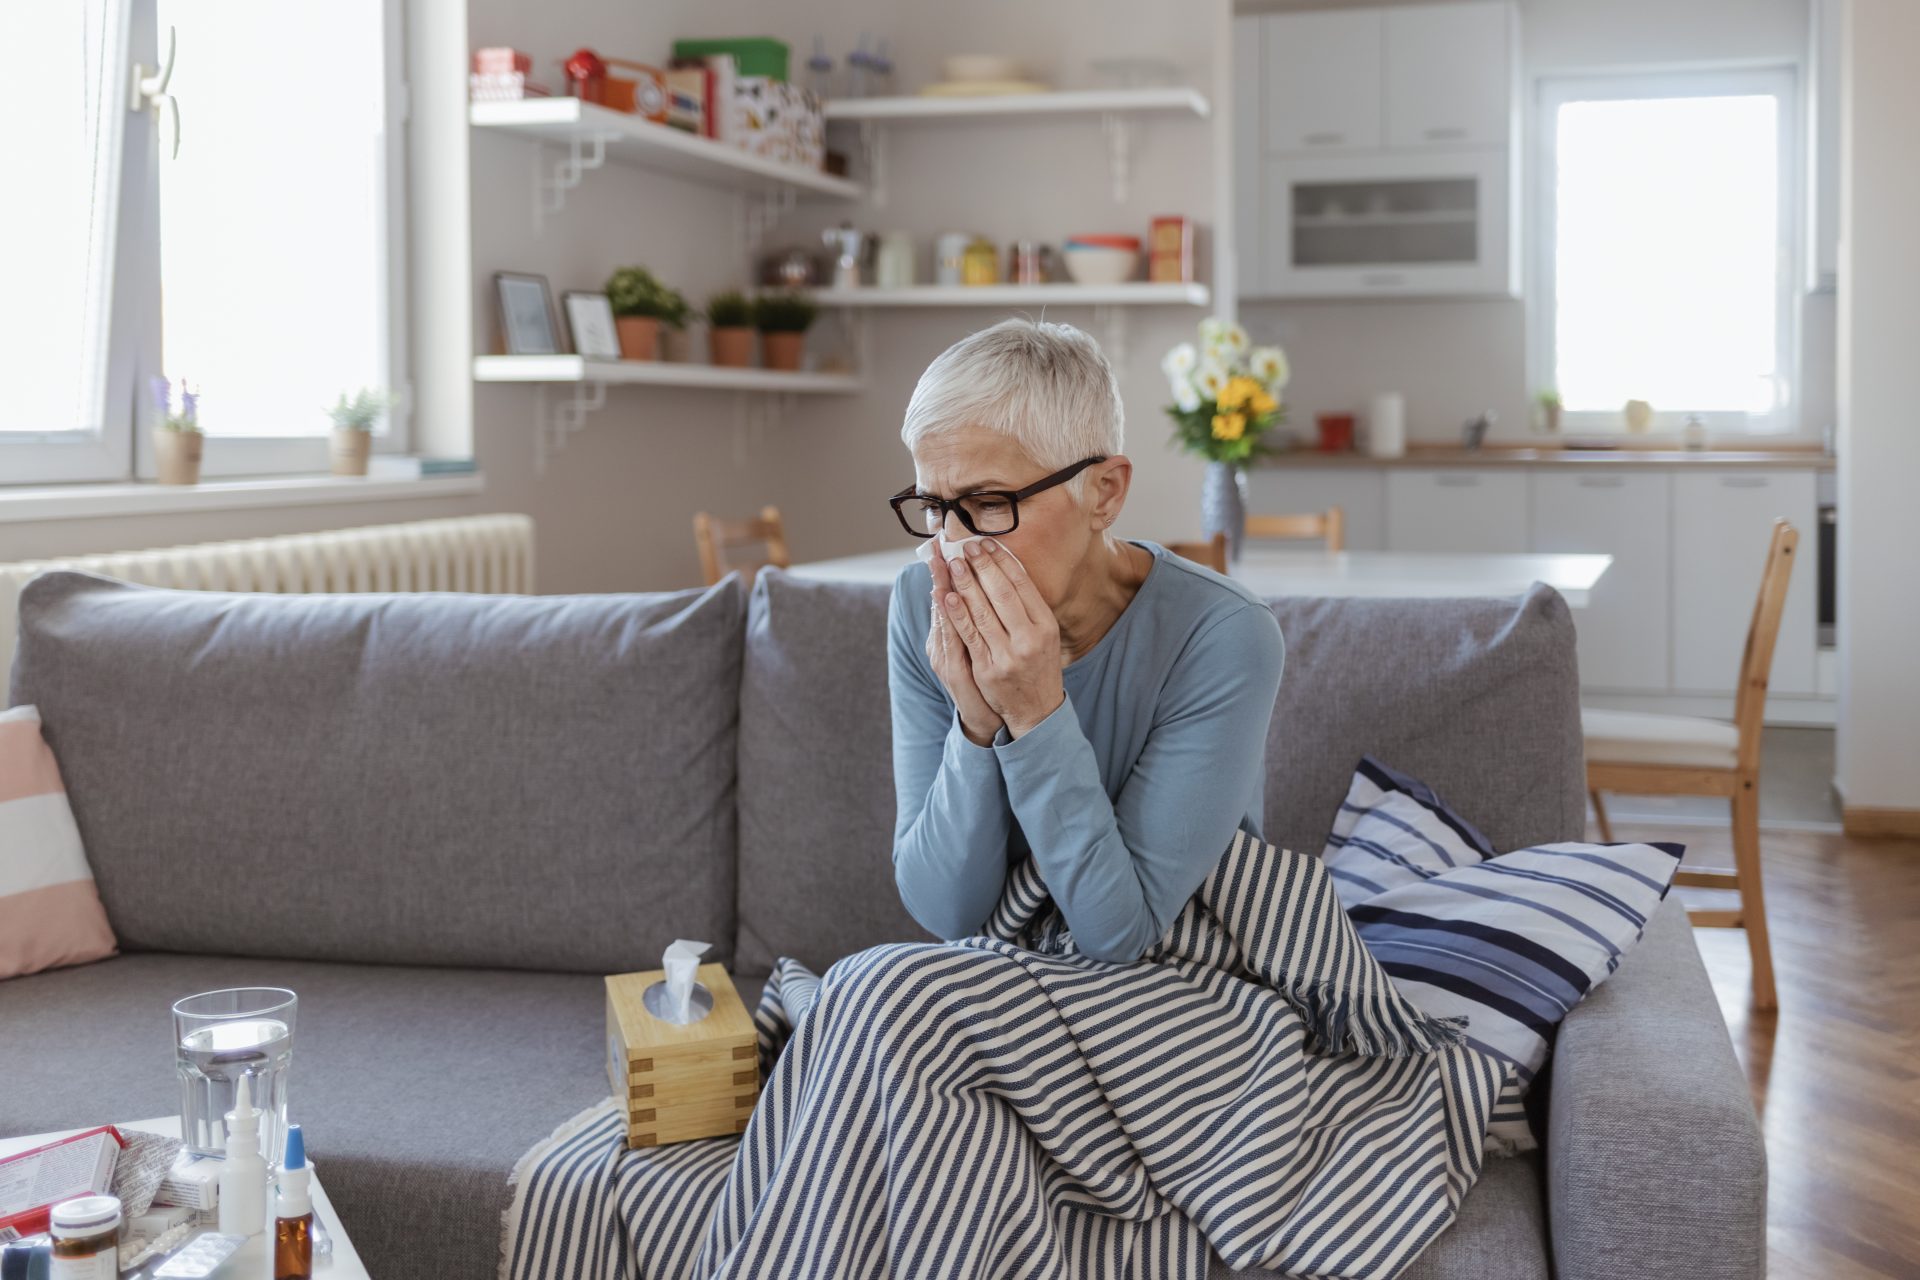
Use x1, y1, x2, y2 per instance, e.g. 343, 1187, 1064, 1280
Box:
0, 0, 407, 486
1533, 69, 1799, 433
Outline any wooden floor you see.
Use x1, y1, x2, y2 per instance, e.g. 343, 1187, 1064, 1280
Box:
1606, 819, 1920, 1279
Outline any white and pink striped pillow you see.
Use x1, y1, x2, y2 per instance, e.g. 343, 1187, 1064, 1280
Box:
0, 705, 116, 978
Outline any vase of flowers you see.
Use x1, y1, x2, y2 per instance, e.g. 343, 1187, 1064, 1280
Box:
605, 266, 685, 362
150, 376, 204, 486
1163, 318, 1290, 563
326, 387, 389, 476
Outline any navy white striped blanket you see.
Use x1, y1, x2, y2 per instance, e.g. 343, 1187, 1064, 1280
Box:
501, 832, 1513, 1280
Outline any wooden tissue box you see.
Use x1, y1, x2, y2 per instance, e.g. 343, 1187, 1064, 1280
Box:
605, 963, 759, 1148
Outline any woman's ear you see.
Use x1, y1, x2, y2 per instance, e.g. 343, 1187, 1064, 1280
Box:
1088, 456, 1133, 529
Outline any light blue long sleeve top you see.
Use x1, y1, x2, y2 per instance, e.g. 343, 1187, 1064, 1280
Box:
887, 540, 1286, 963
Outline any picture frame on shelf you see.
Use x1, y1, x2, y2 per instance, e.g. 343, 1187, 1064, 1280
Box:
562, 291, 621, 360
494, 272, 559, 355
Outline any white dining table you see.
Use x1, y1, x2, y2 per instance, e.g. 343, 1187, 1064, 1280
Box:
786, 546, 1612, 607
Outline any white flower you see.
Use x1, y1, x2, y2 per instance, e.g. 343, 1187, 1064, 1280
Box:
1161, 342, 1198, 379
1171, 376, 1202, 413
1248, 345, 1290, 389
1198, 317, 1229, 345
1217, 322, 1250, 356
1193, 360, 1230, 402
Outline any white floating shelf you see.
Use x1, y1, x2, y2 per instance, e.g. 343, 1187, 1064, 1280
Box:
803, 283, 1211, 308
822, 87, 1211, 123
470, 98, 862, 200
473, 356, 864, 394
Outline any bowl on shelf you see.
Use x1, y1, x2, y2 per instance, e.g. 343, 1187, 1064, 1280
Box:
942, 54, 1021, 83
1065, 234, 1142, 252
1061, 245, 1139, 286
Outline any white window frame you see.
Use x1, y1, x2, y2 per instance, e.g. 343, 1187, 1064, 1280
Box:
1, 0, 410, 486
1528, 65, 1803, 436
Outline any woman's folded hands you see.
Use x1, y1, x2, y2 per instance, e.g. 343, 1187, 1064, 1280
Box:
936, 539, 1066, 741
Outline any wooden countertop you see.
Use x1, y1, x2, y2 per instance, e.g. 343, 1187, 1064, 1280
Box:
1252, 444, 1835, 470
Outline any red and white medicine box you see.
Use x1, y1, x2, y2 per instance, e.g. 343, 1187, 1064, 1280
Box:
472, 47, 532, 76
0, 1126, 124, 1239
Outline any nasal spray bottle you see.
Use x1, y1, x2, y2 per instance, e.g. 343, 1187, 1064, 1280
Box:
217, 1074, 268, 1240
273, 1125, 314, 1280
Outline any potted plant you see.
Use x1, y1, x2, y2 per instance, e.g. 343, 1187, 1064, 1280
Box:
1535, 389, 1563, 433
707, 291, 755, 368
1161, 318, 1290, 563
605, 266, 682, 361
326, 387, 390, 477
150, 375, 204, 485
755, 291, 817, 372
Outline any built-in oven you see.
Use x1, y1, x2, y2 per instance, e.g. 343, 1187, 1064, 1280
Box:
1817, 470, 1836, 649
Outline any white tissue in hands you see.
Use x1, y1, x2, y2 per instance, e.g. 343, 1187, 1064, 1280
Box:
915, 534, 1026, 572
661, 938, 711, 1024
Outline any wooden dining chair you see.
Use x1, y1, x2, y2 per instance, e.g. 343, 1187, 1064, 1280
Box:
1246, 507, 1345, 551
1584, 517, 1799, 1011
693, 506, 790, 587
1166, 533, 1229, 574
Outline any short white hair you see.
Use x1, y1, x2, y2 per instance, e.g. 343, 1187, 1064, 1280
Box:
900, 319, 1124, 493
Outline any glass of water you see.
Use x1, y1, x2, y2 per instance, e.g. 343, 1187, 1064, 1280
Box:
173, 987, 297, 1167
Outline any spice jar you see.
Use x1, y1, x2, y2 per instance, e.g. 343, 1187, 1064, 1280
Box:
50, 1195, 120, 1280
961, 236, 999, 286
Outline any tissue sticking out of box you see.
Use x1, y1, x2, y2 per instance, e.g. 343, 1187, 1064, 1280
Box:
643, 939, 713, 1025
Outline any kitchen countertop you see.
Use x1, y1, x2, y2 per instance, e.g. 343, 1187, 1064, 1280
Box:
1252, 445, 1835, 470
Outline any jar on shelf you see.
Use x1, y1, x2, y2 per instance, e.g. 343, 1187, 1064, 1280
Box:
961, 236, 999, 286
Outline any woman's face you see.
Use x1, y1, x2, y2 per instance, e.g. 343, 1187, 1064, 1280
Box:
910, 425, 1124, 608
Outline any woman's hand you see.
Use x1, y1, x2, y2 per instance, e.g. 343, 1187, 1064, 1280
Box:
941, 539, 1065, 739
926, 553, 1005, 746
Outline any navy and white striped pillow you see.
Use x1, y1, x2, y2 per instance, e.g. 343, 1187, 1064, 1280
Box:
1324, 758, 1683, 1153
1323, 756, 1496, 909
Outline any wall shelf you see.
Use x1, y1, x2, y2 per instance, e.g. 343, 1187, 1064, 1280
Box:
474, 356, 864, 471
470, 98, 860, 233
822, 87, 1210, 123
802, 282, 1210, 308
473, 355, 863, 393
823, 87, 1211, 206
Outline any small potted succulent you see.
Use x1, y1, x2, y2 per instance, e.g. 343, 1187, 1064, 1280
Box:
754, 292, 817, 372
326, 387, 390, 476
1534, 389, 1563, 434
150, 375, 204, 486
707, 291, 755, 368
605, 266, 682, 361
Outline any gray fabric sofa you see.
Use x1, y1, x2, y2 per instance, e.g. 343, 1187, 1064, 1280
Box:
1, 569, 1765, 1280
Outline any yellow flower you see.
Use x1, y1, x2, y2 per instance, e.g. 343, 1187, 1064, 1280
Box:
1211, 412, 1247, 441
1217, 376, 1261, 412
1249, 389, 1278, 416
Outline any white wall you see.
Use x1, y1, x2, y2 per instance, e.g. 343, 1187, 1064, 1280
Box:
1834, 0, 1920, 815
1238, 0, 1832, 446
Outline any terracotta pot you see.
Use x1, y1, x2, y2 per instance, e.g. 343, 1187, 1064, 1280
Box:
331, 427, 372, 476
762, 331, 806, 372
154, 428, 203, 486
616, 315, 661, 361
710, 326, 755, 368
661, 325, 694, 363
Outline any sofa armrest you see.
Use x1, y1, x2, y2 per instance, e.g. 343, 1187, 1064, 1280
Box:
1547, 894, 1767, 1280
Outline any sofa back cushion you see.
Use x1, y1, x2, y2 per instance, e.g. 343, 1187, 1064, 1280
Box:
9, 571, 745, 973
734, 573, 1584, 977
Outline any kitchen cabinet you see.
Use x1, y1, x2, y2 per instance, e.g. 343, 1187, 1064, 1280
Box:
1246, 467, 1389, 550
1244, 2, 1518, 298
1671, 470, 1818, 696
1384, 3, 1515, 149
1385, 469, 1528, 551
1262, 147, 1513, 297
1233, 18, 1265, 298
1262, 10, 1383, 154
1530, 472, 1672, 692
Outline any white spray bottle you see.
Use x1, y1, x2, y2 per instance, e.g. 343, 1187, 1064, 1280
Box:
218, 1073, 269, 1239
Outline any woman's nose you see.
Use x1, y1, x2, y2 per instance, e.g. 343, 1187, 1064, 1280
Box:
941, 510, 969, 540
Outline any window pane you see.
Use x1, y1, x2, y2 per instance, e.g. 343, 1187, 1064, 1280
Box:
157, 0, 390, 437
1553, 93, 1781, 417
0, 2, 117, 437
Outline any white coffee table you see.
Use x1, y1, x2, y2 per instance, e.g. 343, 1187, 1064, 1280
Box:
0, 1117, 368, 1278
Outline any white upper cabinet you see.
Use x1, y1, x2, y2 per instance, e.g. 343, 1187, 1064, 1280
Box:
1384, 2, 1515, 149
1246, 2, 1519, 299
1264, 10, 1384, 153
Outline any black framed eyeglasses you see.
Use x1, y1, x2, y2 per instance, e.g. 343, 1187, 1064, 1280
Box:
889, 456, 1109, 539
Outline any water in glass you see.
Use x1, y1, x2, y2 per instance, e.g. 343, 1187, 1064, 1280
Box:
173, 988, 297, 1167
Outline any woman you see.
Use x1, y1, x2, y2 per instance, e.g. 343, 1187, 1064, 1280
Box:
888, 318, 1286, 963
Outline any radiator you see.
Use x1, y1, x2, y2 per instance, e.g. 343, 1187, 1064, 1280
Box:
1, 513, 535, 680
